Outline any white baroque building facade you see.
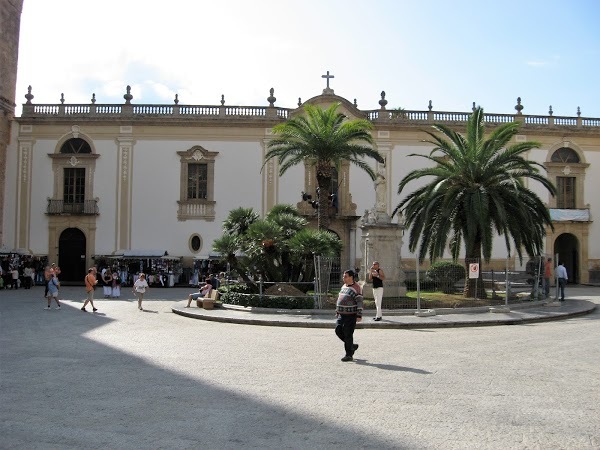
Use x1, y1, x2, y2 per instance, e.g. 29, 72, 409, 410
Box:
3, 83, 600, 284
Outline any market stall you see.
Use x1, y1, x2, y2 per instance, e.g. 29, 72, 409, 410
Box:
93, 251, 183, 287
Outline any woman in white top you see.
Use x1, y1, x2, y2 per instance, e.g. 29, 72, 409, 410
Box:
133, 273, 149, 310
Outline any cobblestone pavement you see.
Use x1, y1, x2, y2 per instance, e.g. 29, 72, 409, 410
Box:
1, 285, 599, 449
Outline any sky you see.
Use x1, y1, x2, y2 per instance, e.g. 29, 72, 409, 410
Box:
15, 0, 600, 118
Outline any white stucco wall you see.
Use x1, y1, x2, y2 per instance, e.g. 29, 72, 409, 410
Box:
4, 114, 598, 276
126, 139, 265, 258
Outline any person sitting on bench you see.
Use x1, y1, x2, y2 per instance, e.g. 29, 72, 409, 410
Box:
186, 278, 213, 307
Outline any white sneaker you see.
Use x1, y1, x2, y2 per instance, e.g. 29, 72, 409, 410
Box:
55, 305, 61, 310
45, 306, 51, 310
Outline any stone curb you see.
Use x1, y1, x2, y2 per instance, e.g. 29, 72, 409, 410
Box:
172, 299, 597, 329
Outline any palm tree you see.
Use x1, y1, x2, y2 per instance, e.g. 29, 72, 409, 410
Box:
265, 102, 384, 230
213, 204, 341, 284
393, 107, 555, 297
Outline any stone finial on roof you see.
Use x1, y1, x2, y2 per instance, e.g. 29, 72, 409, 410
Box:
91, 93, 96, 104
174, 94, 179, 105
379, 91, 388, 110
298, 97, 302, 107
267, 88, 276, 107
220, 95, 225, 106
549, 105, 553, 116
354, 99, 358, 108
124, 85, 133, 104
514, 97, 523, 114
577, 106, 581, 117
25, 85, 34, 104
60, 93, 65, 104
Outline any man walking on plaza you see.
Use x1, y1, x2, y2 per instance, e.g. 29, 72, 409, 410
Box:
556, 261, 568, 301
335, 269, 363, 362
544, 257, 553, 298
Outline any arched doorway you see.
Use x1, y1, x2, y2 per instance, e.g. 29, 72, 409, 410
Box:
554, 233, 579, 284
58, 228, 87, 282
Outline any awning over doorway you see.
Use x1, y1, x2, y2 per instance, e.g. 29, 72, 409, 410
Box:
114, 250, 169, 257
550, 209, 590, 222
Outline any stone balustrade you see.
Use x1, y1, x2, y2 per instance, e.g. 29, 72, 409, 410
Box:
20, 97, 599, 129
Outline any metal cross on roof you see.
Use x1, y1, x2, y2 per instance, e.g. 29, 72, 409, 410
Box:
321, 70, 334, 89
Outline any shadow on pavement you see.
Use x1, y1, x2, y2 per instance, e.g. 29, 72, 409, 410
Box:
1, 288, 410, 449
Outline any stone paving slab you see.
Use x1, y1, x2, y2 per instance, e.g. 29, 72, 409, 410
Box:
2, 285, 600, 449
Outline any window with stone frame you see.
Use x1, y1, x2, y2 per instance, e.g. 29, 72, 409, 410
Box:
544, 145, 588, 210
48, 136, 99, 215
556, 176, 576, 209
187, 164, 208, 200
297, 160, 356, 218
63, 167, 85, 204
177, 145, 218, 221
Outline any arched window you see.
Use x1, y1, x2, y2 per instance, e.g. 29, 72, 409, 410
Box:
60, 138, 92, 154
551, 147, 580, 163
545, 145, 588, 210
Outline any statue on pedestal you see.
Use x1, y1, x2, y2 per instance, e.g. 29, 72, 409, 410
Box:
374, 166, 387, 213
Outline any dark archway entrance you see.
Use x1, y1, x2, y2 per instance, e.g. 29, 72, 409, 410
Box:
554, 233, 579, 284
58, 228, 86, 282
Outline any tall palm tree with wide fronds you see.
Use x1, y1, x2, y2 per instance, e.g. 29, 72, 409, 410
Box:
265, 102, 384, 230
393, 107, 556, 297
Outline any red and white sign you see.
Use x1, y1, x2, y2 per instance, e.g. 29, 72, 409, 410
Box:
469, 263, 480, 279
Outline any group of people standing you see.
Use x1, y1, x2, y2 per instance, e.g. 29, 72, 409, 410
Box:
543, 258, 569, 301
100, 267, 122, 299
83, 267, 150, 312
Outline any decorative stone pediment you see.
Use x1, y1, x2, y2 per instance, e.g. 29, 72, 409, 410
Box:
177, 145, 219, 161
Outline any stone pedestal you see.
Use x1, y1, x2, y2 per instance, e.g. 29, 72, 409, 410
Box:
360, 221, 406, 298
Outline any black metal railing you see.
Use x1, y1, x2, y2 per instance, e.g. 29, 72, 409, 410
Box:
46, 199, 99, 215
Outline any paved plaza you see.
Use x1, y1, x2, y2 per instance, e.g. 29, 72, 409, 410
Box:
1, 285, 599, 449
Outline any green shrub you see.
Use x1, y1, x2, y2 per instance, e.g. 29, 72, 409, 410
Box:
426, 261, 466, 294
220, 292, 314, 309
404, 278, 438, 291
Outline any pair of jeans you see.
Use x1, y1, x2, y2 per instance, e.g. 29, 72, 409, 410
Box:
335, 314, 357, 357
558, 278, 566, 300
543, 278, 551, 298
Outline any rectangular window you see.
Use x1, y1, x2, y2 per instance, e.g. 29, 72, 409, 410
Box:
64, 168, 85, 204
557, 176, 576, 209
187, 164, 208, 200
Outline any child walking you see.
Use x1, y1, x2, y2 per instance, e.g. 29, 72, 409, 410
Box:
45, 273, 61, 310
133, 273, 149, 310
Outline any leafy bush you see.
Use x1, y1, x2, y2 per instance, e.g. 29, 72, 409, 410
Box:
404, 279, 438, 291
220, 291, 314, 309
426, 261, 466, 293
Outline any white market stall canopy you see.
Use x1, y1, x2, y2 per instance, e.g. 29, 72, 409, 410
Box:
115, 250, 169, 258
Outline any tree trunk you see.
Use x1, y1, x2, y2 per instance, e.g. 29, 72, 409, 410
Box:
316, 165, 332, 231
